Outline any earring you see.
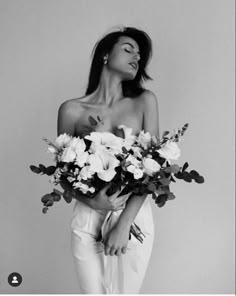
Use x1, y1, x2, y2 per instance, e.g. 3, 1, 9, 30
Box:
103, 56, 108, 64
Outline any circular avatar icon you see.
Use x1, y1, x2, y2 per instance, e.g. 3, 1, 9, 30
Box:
8, 272, 22, 287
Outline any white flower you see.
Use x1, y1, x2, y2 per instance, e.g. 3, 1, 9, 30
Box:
61, 146, 76, 163
73, 182, 90, 194
118, 125, 136, 150
55, 133, 72, 149
137, 130, 151, 149
94, 150, 120, 182
127, 165, 144, 180
157, 141, 181, 161
126, 154, 141, 167
75, 151, 89, 167
67, 176, 76, 182
142, 158, 161, 176
79, 166, 95, 180
68, 138, 86, 155
131, 146, 142, 158
85, 132, 123, 154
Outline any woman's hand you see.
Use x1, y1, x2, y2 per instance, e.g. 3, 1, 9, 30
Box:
90, 184, 132, 212
103, 222, 130, 256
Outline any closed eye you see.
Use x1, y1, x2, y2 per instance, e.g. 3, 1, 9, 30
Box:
124, 49, 131, 53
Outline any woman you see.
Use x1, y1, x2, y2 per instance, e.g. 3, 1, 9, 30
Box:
57, 26, 159, 294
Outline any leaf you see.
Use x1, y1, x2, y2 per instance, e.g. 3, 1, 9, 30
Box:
156, 193, 168, 204
53, 188, 63, 196
152, 192, 157, 200
174, 171, 183, 179
167, 192, 176, 200
182, 162, 189, 172
162, 131, 169, 137
122, 146, 128, 154
45, 166, 56, 176
39, 164, 46, 172
42, 207, 48, 214
45, 200, 53, 207
170, 164, 180, 174
164, 167, 171, 174
195, 175, 205, 184
170, 175, 176, 182
190, 170, 200, 179
159, 178, 171, 186
182, 172, 192, 183
156, 201, 166, 207
147, 183, 156, 192
88, 115, 98, 126
51, 191, 61, 202
63, 191, 73, 203
41, 194, 53, 203
30, 165, 41, 174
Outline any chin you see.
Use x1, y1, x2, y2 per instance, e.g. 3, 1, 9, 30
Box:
122, 72, 137, 81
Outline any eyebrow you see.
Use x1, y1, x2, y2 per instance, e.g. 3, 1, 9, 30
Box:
122, 42, 140, 54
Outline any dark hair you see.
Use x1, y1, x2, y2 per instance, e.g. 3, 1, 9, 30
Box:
85, 26, 153, 98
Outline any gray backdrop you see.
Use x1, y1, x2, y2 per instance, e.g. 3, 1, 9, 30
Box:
0, 0, 235, 294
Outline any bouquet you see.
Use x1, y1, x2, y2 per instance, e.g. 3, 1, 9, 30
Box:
30, 116, 204, 243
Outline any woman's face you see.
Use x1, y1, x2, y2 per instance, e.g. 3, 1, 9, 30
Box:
106, 36, 141, 80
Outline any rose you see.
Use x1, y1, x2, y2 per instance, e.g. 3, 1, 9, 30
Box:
55, 133, 72, 149
60, 146, 77, 162
73, 182, 95, 194
78, 165, 95, 180
137, 130, 151, 149
157, 141, 181, 162
142, 158, 161, 176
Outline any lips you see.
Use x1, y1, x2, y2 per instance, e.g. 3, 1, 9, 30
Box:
129, 62, 138, 70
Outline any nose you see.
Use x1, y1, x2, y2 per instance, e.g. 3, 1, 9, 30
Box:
133, 52, 140, 61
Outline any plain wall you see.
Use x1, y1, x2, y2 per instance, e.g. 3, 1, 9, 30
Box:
0, 0, 235, 293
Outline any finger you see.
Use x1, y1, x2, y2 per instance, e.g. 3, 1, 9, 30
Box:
104, 244, 111, 256
115, 248, 122, 256
121, 246, 128, 254
109, 247, 116, 256
102, 183, 112, 193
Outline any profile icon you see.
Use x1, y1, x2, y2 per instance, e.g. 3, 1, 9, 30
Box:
8, 272, 22, 287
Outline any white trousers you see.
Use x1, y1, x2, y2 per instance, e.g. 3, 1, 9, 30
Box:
70, 196, 155, 294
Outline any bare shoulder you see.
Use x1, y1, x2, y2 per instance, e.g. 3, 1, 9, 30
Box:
136, 89, 159, 113
58, 96, 88, 117
139, 89, 158, 105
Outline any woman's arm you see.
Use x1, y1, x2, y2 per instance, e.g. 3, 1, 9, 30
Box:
116, 90, 160, 228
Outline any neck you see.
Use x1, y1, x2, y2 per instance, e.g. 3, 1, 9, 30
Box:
91, 67, 124, 107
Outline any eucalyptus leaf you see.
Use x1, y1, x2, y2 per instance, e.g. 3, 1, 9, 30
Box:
195, 175, 205, 184
167, 192, 176, 200
171, 164, 180, 174
190, 170, 200, 179
183, 172, 192, 183
39, 164, 46, 172
63, 191, 73, 203
156, 201, 166, 207
45, 166, 56, 176
30, 165, 41, 174
162, 131, 169, 137
41, 194, 53, 203
182, 162, 189, 172
147, 183, 156, 192
160, 178, 171, 186
156, 193, 168, 203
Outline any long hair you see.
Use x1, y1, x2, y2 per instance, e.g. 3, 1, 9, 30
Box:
85, 26, 153, 98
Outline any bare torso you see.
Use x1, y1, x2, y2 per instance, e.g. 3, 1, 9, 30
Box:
68, 93, 145, 138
